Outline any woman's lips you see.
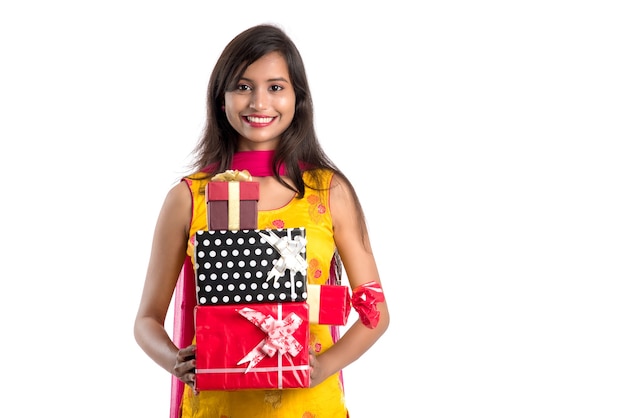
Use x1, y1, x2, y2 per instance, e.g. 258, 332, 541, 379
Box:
244, 115, 275, 127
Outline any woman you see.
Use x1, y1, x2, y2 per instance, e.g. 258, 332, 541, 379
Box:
134, 23, 389, 417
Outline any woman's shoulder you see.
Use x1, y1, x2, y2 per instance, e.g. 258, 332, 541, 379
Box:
184, 169, 211, 182
303, 167, 336, 187
181, 170, 212, 193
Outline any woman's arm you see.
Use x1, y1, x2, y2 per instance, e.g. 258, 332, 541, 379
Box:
309, 175, 390, 387
134, 181, 193, 375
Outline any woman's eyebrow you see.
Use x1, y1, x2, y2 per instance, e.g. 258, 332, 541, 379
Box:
239, 76, 290, 83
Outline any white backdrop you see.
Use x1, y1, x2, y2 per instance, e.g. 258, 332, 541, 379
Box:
1, 1, 625, 417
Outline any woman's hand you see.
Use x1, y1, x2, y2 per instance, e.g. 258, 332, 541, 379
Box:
308, 348, 328, 388
173, 345, 197, 389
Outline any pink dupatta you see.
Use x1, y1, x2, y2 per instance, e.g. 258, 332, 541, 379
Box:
169, 256, 196, 418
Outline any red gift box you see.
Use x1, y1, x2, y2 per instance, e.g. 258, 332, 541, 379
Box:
206, 181, 259, 231
194, 302, 310, 391
307, 284, 351, 325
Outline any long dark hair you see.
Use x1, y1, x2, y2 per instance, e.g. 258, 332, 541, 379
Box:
188, 24, 367, 236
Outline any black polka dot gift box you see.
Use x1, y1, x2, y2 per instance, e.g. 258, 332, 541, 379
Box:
194, 228, 308, 305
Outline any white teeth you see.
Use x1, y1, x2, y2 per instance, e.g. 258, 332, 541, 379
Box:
246, 116, 273, 123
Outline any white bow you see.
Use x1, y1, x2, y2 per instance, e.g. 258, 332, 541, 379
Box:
258, 229, 308, 299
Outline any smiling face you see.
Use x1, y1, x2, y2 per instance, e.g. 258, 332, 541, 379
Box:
224, 51, 296, 151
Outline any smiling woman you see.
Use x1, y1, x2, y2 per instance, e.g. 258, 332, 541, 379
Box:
133, 23, 390, 418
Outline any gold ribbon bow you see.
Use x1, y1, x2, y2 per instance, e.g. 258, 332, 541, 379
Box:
211, 169, 252, 182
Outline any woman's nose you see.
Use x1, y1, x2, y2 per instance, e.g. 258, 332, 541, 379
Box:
249, 90, 269, 110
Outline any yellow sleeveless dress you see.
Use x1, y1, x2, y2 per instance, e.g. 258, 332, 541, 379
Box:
180, 169, 349, 418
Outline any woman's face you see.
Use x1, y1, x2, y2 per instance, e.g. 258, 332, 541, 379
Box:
225, 51, 296, 151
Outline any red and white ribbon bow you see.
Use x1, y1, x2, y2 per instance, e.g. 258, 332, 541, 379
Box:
236, 307, 304, 372
351, 281, 385, 329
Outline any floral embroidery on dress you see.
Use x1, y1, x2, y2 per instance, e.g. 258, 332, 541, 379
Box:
271, 219, 285, 229
308, 258, 323, 280
306, 194, 326, 223
264, 390, 282, 409
310, 332, 323, 353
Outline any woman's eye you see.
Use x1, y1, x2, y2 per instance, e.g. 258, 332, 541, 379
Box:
237, 84, 251, 91
270, 85, 283, 92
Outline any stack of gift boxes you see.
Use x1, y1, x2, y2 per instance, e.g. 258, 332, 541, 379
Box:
193, 171, 351, 391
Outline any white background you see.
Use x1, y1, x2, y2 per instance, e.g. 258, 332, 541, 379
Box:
1, 1, 625, 417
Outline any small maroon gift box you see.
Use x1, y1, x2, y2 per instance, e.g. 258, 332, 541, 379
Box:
194, 302, 310, 391
307, 284, 351, 325
206, 181, 259, 231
